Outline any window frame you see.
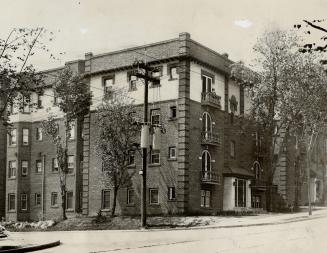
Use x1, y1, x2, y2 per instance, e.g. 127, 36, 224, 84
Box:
168, 146, 177, 159
149, 188, 159, 205
128, 73, 137, 92
21, 193, 28, 211
230, 140, 236, 159
169, 106, 177, 119
22, 128, 29, 146
200, 190, 211, 208
8, 129, 17, 146
168, 187, 176, 201
8, 193, 16, 211
8, 160, 17, 179
36, 127, 43, 141
150, 109, 160, 125
37, 94, 43, 108
52, 158, 59, 173
102, 75, 115, 99
101, 190, 110, 210
21, 160, 29, 177
51, 192, 58, 207
22, 95, 31, 113
168, 64, 178, 80
127, 189, 134, 205
128, 150, 135, 166
35, 160, 42, 174
67, 155, 75, 174
150, 150, 160, 165
66, 191, 74, 210
35, 193, 41, 207
235, 178, 247, 208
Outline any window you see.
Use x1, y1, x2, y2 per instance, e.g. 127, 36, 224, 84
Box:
170, 106, 177, 119
150, 67, 162, 87
66, 191, 73, 210
254, 161, 261, 180
230, 141, 236, 158
68, 155, 74, 173
53, 91, 58, 105
202, 75, 213, 93
8, 161, 17, 179
103, 77, 114, 99
8, 102, 14, 114
168, 187, 176, 200
201, 151, 211, 178
21, 194, 27, 211
22, 128, 29, 145
235, 178, 246, 207
202, 112, 212, 138
229, 95, 238, 113
127, 189, 134, 205
200, 190, 211, 208
8, 194, 15, 211
37, 94, 43, 108
51, 192, 58, 207
150, 109, 160, 125
168, 146, 176, 159
35, 193, 41, 207
8, 129, 17, 146
52, 158, 59, 172
22, 95, 30, 113
129, 74, 137, 91
252, 195, 261, 208
169, 66, 178, 80
150, 150, 160, 164
128, 150, 135, 166
149, 188, 159, 204
21, 161, 28, 177
36, 160, 42, 173
101, 190, 110, 210
69, 123, 75, 140
36, 127, 43, 141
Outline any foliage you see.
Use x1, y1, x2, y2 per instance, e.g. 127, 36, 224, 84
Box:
42, 67, 92, 220
95, 95, 140, 217
0, 28, 56, 123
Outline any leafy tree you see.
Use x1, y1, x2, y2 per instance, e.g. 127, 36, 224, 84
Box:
232, 29, 327, 211
0, 28, 56, 123
42, 68, 92, 220
95, 95, 139, 217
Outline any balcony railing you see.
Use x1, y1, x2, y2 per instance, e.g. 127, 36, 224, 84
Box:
201, 131, 221, 146
200, 171, 221, 185
201, 92, 221, 109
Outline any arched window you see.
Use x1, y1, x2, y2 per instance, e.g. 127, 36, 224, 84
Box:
253, 161, 261, 179
202, 112, 212, 136
202, 150, 211, 173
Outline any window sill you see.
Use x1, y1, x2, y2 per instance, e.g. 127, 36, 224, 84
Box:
148, 163, 160, 167
8, 177, 16, 180
20, 209, 28, 212
167, 158, 177, 161
22, 144, 29, 146
168, 78, 178, 81
8, 145, 17, 148
7, 210, 16, 213
21, 175, 28, 178
66, 209, 74, 212
168, 117, 177, 121
149, 84, 162, 89
149, 203, 160, 206
51, 205, 59, 208
168, 199, 177, 202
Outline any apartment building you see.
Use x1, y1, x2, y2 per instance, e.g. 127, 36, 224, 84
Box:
3, 32, 267, 221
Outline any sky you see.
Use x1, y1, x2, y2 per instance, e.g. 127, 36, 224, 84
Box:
0, 0, 326, 71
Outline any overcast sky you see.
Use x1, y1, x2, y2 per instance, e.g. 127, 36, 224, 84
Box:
0, 0, 326, 70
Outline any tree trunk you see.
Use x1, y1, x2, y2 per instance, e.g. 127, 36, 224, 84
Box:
111, 186, 119, 217
61, 189, 67, 220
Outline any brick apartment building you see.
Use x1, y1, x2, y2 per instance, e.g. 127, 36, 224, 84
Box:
1, 32, 300, 221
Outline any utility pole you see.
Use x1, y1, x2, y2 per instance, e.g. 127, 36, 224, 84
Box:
132, 60, 160, 228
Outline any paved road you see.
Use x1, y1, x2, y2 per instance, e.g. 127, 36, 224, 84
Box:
7, 215, 327, 253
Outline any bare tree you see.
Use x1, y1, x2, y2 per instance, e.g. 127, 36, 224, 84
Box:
42, 68, 91, 220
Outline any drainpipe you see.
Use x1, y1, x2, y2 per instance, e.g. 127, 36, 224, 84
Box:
42, 154, 46, 220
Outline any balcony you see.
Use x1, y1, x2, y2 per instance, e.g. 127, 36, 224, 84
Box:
251, 179, 267, 191
201, 131, 221, 146
200, 171, 221, 185
201, 92, 221, 109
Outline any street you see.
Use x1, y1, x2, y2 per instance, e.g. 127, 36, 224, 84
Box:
6, 214, 327, 253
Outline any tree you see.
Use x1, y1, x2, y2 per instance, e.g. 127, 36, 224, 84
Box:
95, 95, 140, 217
0, 28, 56, 123
232, 29, 327, 211
42, 68, 92, 220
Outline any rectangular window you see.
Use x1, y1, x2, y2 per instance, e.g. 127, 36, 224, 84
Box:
235, 178, 246, 208
230, 140, 235, 158
35, 160, 42, 173
51, 192, 58, 207
37, 94, 43, 108
168, 146, 176, 159
21, 161, 28, 177
170, 106, 177, 119
103, 77, 114, 99
127, 189, 134, 205
8, 194, 15, 211
68, 155, 74, 173
169, 66, 178, 79
149, 188, 159, 204
200, 190, 211, 208
150, 150, 160, 164
69, 122, 75, 140
101, 190, 110, 209
52, 158, 59, 172
22, 95, 30, 113
129, 74, 137, 91
36, 127, 43, 141
202, 75, 213, 93
8, 161, 17, 179
128, 150, 135, 166
35, 193, 41, 207
150, 109, 160, 125
22, 128, 29, 145
53, 91, 58, 105
168, 187, 176, 200
9, 129, 17, 146
66, 191, 73, 210
21, 194, 27, 211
